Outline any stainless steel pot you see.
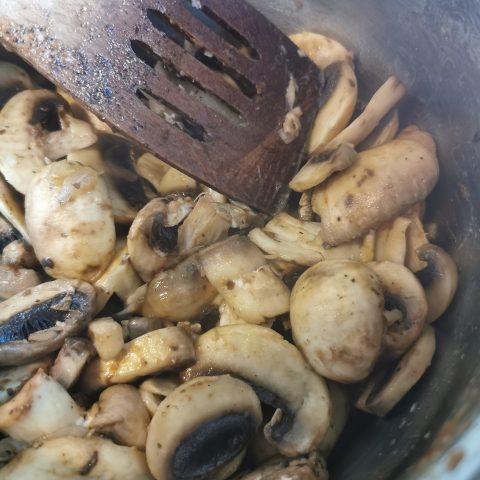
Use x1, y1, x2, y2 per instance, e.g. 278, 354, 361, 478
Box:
2, 1, 479, 478
247, 1, 480, 478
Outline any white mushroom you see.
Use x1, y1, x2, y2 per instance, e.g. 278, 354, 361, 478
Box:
127, 196, 193, 283
0, 264, 40, 300
249, 212, 361, 267
1, 240, 37, 269
369, 261, 428, 357
311, 126, 439, 246
79, 327, 195, 393
199, 236, 291, 324
289, 32, 357, 155
359, 108, 399, 150
121, 317, 168, 342
139, 376, 180, 416
146, 375, 262, 480
25, 160, 116, 281
417, 244, 458, 323
0, 369, 85, 443
88, 317, 124, 361
320, 76, 406, 154
355, 326, 436, 416
183, 325, 331, 457
374, 216, 412, 264
289, 143, 357, 192
0, 90, 96, 194
135, 152, 197, 195
0, 436, 153, 479
143, 255, 218, 323
290, 260, 385, 383
0, 175, 29, 242
85, 384, 150, 449
49, 338, 95, 390
0, 357, 52, 405
93, 240, 143, 314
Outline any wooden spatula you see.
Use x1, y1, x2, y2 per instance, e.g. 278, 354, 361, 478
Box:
0, 0, 321, 213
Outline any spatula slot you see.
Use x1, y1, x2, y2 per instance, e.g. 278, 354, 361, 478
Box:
131, 39, 247, 128
182, 1, 260, 60
136, 88, 207, 142
145, 8, 257, 99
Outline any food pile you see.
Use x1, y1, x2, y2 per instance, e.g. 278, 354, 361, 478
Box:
0, 31, 457, 480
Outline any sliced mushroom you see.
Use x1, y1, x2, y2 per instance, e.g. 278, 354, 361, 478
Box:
2, 240, 37, 269
79, 327, 195, 393
318, 381, 350, 456
249, 213, 361, 268
0, 264, 40, 301
289, 143, 357, 192
0, 216, 20, 253
234, 452, 328, 480
0, 357, 52, 405
199, 236, 290, 324
177, 194, 231, 255
405, 206, 429, 272
290, 260, 385, 383
50, 337, 95, 390
121, 317, 168, 342
88, 317, 124, 361
25, 160, 116, 281
86, 384, 150, 449
0, 369, 85, 443
359, 108, 399, 150
298, 190, 313, 221
417, 244, 458, 323
0, 90, 97, 194
143, 255, 218, 323
127, 196, 193, 282
182, 325, 331, 457
146, 375, 262, 480
0, 279, 96, 365
374, 216, 412, 264
321, 76, 406, 153
360, 229, 376, 262
311, 127, 439, 246
369, 261, 428, 357
355, 326, 435, 416
139, 376, 180, 416
135, 152, 197, 195
94, 240, 143, 313
0, 62, 35, 107
0, 436, 153, 480
217, 302, 249, 327
0, 175, 29, 242
290, 32, 357, 155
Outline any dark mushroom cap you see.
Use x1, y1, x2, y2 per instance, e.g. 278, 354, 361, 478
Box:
0, 279, 96, 365
146, 375, 262, 480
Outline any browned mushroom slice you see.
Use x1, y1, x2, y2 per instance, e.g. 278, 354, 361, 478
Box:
79, 327, 195, 393
182, 325, 331, 457
0, 280, 96, 366
311, 127, 439, 246
234, 452, 329, 480
355, 326, 436, 416
369, 261, 428, 357
0, 436, 153, 479
417, 244, 458, 323
0, 369, 86, 443
290, 260, 384, 383
199, 236, 290, 324
146, 375, 262, 480
143, 255, 218, 323
49, 338, 95, 390
0, 357, 52, 405
85, 384, 150, 450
